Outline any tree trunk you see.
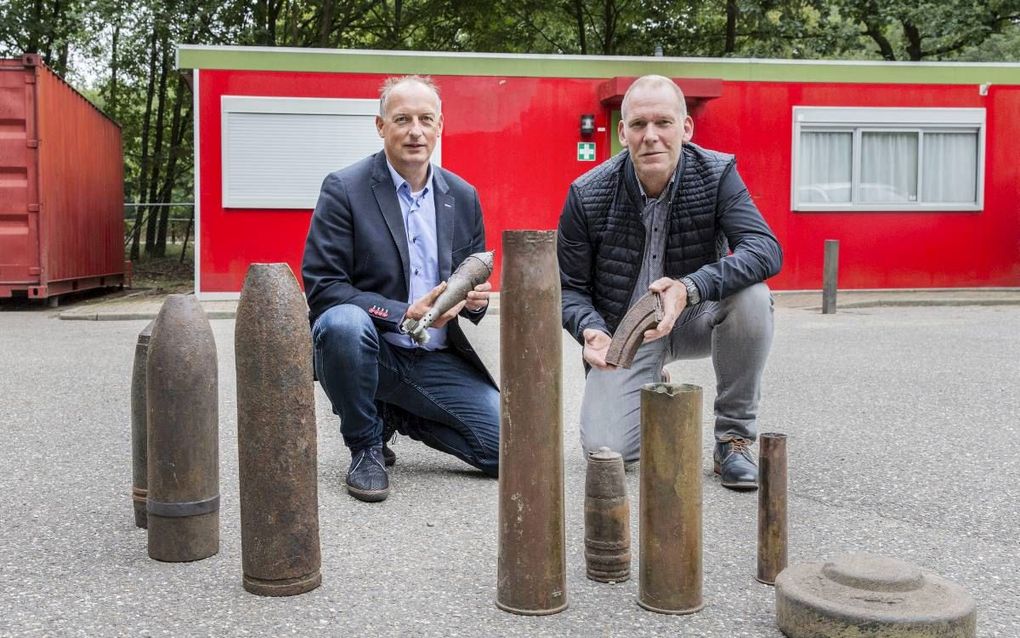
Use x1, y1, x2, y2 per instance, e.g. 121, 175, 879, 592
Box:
570, 0, 587, 54
902, 20, 923, 61
130, 27, 159, 262
155, 75, 188, 253
109, 22, 120, 114
318, 0, 335, 47
145, 38, 170, 257
725, 0, 738, 55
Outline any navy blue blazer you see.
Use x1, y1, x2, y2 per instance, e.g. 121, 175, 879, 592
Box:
302, 151, 493, 382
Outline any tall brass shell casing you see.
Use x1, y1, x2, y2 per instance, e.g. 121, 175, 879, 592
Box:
496, 231, 567, 615
235, 263, 321, 596
585, 447, 631, 582
146, 294, 219, 562
130, 320, 154, 529
400, 250, 494, 344
757, 432, 788, 585
639, 383, 703, 614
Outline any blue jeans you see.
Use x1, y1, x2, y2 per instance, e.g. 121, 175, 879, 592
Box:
312, 304, 499, 477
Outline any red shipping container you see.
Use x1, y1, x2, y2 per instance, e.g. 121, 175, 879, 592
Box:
0, 54, 125, 301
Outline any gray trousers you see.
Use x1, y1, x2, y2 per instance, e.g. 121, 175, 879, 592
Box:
579, 283, 774, 462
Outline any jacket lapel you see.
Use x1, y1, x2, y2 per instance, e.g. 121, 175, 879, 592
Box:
433, 169, 454, 281
370, 153, 411, 287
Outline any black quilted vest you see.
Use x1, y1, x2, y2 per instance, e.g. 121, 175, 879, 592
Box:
572, 143, 732, 334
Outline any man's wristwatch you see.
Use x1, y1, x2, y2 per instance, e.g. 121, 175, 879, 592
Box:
679, 276, 701, 305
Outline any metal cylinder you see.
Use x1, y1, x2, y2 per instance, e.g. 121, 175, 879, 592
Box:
639, 383, 703, 614
146, 294, 219, 562
235, 263, 321, 596
757, 432, 788, 585
130, 320, 154, 529
585, 447, 631, 583
822, 239, 839, 314
496, 230, 566, 615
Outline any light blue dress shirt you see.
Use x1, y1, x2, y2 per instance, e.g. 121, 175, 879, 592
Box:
382, 160, 447, 350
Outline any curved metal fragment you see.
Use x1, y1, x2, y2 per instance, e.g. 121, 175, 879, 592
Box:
605, 292, 663, 368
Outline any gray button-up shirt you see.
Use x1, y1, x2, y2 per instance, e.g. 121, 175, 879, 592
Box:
382, 160, 447, 350
628, 169, 682, 308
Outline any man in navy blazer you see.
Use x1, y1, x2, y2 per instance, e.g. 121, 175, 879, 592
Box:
302, 76, 498, 503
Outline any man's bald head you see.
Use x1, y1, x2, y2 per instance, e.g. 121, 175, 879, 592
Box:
620, 75, 687, 121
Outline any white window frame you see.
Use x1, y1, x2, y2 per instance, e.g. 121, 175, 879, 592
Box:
791, 107, 985, 212
220, 96, 443, 209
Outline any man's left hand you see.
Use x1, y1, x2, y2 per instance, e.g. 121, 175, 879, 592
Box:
643, 277, 687, 342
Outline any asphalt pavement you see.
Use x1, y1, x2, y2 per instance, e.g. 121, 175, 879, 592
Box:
1, 292, 1018, 637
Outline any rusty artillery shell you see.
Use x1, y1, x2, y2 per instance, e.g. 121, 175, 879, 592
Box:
130, 320, 154, 529
639, 383, 703, 614
497, 230, 566, 615
235, 263, 321, 596
585, 447, 631, 583
757, 432, 788, 585
146, 294, 219, 562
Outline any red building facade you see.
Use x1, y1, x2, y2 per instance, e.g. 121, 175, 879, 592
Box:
177, 47, 1020, 297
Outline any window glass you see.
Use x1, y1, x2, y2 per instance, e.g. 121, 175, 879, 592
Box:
798, 131, 852, 203
923, 132, 978, 203
860, 131, 918, 203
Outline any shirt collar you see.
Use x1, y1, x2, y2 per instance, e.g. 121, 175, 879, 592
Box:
386, 158, 433, 197
637, 160, 682, 205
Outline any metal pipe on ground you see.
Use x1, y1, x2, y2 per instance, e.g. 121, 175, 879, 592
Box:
235, 263, 321, 596
822, 239, 839, 314
496, 230, 567, 616
146, 294, 219, 562
756, 432, 788, 585
639, 383, 703, 614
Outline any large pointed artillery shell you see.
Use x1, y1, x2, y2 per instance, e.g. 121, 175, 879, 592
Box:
639, 383, 703, 614
235, 263, 321, 597
146, 294, 219, 562
497, 230, 566, 615
757, 432, 788, 585
401, 250, 494, 343
130, 320, 154, 529
585, 447, 631, 583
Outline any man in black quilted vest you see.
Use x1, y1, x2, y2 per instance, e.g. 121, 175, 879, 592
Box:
558, 74, 782, 490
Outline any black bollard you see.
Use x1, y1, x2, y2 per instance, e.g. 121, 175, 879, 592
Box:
235, 263, 321, 596
146, 294, 219, 562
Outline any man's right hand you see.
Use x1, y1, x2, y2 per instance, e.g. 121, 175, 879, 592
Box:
582, 328, 615, 370
404, 281, 465, 330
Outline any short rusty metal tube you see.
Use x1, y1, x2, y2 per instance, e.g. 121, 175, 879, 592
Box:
235, 263, 322, 596
585, 447, 631, 583
496, 230, 567, 615
146, 294, 219, 562
757, 432, 788, 585
639, 383, 703, 614
130, 320, 154, 529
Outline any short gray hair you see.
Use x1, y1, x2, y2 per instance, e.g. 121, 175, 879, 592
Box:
620, 75, 687, 120
379, 75, 441, 116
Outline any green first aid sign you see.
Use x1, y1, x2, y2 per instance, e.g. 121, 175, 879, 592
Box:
577, 142, 596, 161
